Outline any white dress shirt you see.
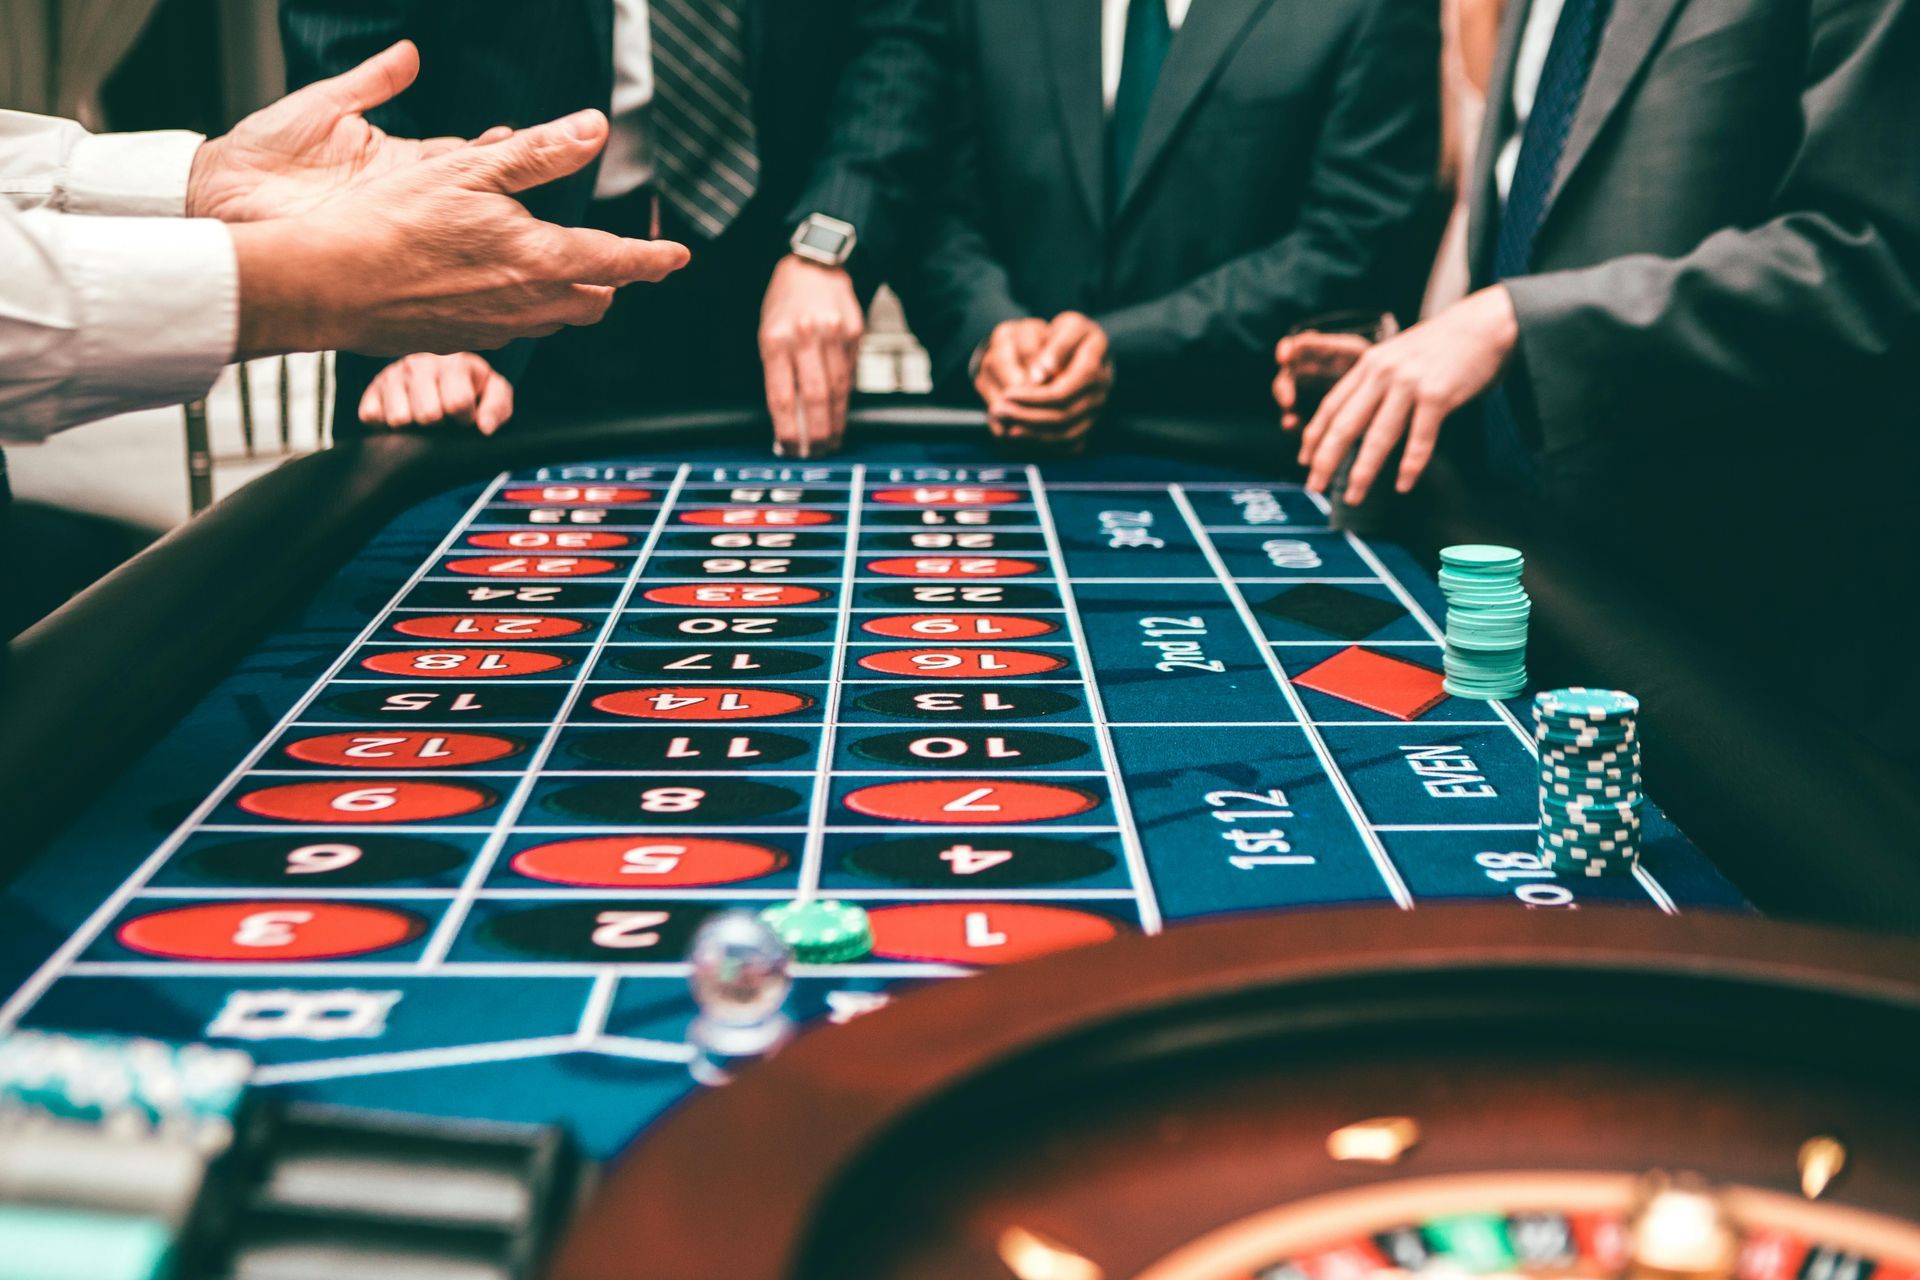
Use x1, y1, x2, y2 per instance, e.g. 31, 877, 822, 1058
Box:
1102, 0, 1194, 112
1494, 0, 1568, 202
594, 0, 658, 201
1, 111, 237, 443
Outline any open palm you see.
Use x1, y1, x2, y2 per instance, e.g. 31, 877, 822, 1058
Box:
189, 42, 484, 222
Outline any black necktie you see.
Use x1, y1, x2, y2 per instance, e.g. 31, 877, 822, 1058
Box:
1485, 0, 1615, 485
1494, 0, 1615, 279
1109, 0, 1172, 213
648, 0, 761, 239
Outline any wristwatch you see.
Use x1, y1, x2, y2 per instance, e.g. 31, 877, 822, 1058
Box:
789, 213, 858, 268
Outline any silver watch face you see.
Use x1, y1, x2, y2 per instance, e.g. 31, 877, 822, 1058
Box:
793, 216, 856, 262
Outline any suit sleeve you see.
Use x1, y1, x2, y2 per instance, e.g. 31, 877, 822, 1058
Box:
1092, 0, 1441, 379
887, 8, 1033, 390
785, 0, 948, 290
1502, 0, 1920, 454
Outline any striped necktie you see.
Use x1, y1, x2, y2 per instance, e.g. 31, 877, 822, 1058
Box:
649, 0, 761, 239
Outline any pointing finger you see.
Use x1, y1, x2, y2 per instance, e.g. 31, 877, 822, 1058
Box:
764, 345, 801, 458
455, 109, 610, 194
793, 345, 832, 462
1344, 385, 1414, 505
559, 227, 692, 287
1396, 401, 1446, 493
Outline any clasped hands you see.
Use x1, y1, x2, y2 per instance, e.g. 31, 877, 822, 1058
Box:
974, 312, 1115, 454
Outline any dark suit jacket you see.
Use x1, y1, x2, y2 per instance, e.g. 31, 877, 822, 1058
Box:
1468, 0, 1920, 463
1468, 0, 1920, 754
895, 0, 1441, 416
280, 0, 943, 411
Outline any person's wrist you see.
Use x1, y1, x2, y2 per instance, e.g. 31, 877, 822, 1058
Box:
230, 219, 349, 357
1482, 285, 1520, 355
184, 137, 224, 219
968, 337, 993, 384
778, 254, 851, 285
184, 136, 259, 221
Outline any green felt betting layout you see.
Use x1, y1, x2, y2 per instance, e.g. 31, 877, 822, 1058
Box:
0, 445, 1748, 1155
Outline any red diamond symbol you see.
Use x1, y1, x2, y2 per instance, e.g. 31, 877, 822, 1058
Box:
1293, 646, 1447, 721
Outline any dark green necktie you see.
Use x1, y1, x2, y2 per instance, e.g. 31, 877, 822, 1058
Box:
1109, 0, 1171, 212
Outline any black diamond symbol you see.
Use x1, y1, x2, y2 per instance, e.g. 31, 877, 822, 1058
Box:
1256, 583, 1405, 641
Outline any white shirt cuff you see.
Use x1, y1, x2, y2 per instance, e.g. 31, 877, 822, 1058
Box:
64, 130, 205, 217
52, 214, 238, 422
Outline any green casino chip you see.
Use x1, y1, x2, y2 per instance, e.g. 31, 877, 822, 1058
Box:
1447, 609, 1532, 626
1534, 687, 1644, 877
1535, 688, 1639, 722
1536, 724, 1637, 747
1541, 807, 1643, 836
1439, 545, 1524, 572
1543, 852, 1638, 878
0, 1031, 253, 1152
1545, 779, 1640, 804
0, 1207, 175, 1280
1440, 545, 1532, 705
758, 899, 873, 964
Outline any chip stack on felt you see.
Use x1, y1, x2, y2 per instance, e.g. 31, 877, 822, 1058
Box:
760, 899, 873, 964
0, 1030, 255, 1280
1535, 688, 1644, 878
1438, 545, 1531, 701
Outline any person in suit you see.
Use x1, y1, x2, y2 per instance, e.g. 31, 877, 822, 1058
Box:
282, 0, 941, 456
892, 0, 1440, 450
1289, 0, 1920, 508
1285, 0, 1920, 754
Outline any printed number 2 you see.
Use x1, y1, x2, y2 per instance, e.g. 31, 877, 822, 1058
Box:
592, 911, 671, 949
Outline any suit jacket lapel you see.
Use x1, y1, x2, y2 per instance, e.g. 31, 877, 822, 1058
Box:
1117, 0, 1276, 217
1466, 0, 1537, 285
1542, 0, 1687, 210
1035, 1, 1107, 230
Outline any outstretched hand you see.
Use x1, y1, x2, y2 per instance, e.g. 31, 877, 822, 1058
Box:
1298, 287, 1519, 504
230, 108, 691, 358
761, 258, 864, 460
188, 42, 507, 223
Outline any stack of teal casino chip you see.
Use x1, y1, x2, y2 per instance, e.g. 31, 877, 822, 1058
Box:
1438, 545, 1531, 701
0, 1031, 258, 1280
1534, 688, 1644, 878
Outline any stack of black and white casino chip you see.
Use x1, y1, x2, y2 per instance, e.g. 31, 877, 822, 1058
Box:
1534, 688, 1643, 878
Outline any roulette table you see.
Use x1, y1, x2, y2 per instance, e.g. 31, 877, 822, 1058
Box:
1, 409, 1917, 1275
